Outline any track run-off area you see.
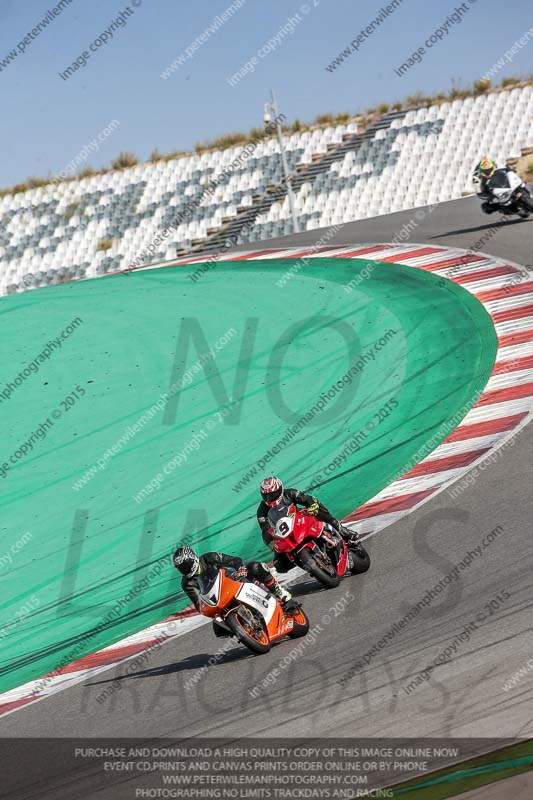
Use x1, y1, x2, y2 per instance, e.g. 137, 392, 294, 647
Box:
1, 196, 532, 793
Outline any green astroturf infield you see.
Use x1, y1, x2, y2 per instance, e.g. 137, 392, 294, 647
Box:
0, 257, 497, 693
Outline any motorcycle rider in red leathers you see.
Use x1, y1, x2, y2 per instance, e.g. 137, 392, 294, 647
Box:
257, 476, 360, 574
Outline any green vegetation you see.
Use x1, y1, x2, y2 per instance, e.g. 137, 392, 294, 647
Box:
315, 112, 335, 125
501, 75, 521, 87
473, 78, 492, 94
0, 182, 29, 197
194, 131, 251, 152
160, 149, 189, 162
449, 86, 470, 100
406, 91, 433, 107
111, 152, 138, 170
26, 176, 51, 189
78, 167, 98, 179
389, 739, 533, 799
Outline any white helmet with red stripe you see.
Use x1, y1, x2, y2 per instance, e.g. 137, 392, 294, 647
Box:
260, 476, 284, 507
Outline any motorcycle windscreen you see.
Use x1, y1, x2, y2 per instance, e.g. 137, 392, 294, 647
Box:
199, 566, 221, 606
489, 170, 511, 189
268, 503, 296, 529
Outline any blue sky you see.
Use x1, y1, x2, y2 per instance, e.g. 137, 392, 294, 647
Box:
0, 0, 531, 187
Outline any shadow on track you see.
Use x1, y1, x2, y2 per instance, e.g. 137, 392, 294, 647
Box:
429, 218, 528, 238
86, 646, 254, 685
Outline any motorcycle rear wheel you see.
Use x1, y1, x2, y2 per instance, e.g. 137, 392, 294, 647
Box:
225, 607, 271, 655
298, 547, 340, 588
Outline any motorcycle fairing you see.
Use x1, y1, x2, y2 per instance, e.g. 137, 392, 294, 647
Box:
236, 582, 277, 624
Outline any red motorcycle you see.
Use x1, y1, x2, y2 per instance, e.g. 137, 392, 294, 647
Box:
269, 504, 370, 589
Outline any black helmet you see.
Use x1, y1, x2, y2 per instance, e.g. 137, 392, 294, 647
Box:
173, 545, 200, 577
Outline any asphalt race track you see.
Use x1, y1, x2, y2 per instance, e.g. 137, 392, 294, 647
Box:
2, 195, 532, 763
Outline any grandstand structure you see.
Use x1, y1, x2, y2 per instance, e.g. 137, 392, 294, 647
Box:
0, 84, 532, 295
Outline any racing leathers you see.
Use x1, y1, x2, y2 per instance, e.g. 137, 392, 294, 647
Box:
257, 488, 358, 572
180, 551, 290, 612
477, 165, 515, 213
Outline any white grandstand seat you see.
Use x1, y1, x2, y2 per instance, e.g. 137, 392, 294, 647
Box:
1, 86, 532, 290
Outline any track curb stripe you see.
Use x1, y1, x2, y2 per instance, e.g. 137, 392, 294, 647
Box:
398, 448, 491, 479
492, 303, 533, 323
453, 266, 518, 284
498, 329, 533, 347
444, 412, 528, 441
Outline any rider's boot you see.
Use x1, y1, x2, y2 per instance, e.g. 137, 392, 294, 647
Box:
337, 523, 361, 547
265, 576, 292, 603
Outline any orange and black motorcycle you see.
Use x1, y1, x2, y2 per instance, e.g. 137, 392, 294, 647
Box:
198, 566, 309, 655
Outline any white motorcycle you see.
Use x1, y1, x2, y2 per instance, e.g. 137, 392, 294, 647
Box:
476, 167, 533, 219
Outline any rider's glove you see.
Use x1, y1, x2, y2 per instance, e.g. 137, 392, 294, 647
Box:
234, 566, 247, 579
268, 539, 276, 550
307, 499, 320, 515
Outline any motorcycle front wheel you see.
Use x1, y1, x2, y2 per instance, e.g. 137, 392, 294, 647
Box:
349, 542, 371, 574
298, 547, 340, 588
225, 607, 271, 655
521, 187, 533, 212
